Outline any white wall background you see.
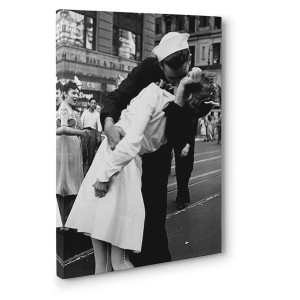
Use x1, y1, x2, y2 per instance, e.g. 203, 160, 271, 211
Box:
1, 1, 299, 299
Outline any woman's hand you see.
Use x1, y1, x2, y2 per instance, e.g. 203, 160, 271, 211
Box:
81, 129, 91, 137
56, 126, 90, 137
93, 181, 109, 198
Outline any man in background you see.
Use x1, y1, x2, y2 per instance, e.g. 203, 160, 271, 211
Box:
96, 104, 101, 114
81, 99, 102, 172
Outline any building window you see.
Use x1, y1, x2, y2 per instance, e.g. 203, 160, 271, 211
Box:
199, 16, 210, 28
113, 27, 141, 61
190, 46, 195, 67
113, 12, 143, 61
212, 43, 221, 65
214, 17, 222, 30
155, 23, 160, 34
202, 46, 205, 60
155, 17, 162, 34
188, 16, 195, 33
163, 15, 174, 33
165, 19, 172, 32
175, 16, 185, 31
56, 10, 96, 50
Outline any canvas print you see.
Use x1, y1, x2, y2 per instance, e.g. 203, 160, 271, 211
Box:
56, 9, 222, 279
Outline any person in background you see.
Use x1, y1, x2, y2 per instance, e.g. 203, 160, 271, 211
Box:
195, 118, 201, 140
95, 104, 102, 149
212, 114, 218, 140
211, 112, 218, 141
56, 80, 90, 226
199, 117, 207, 141
81, 98, 102, 172
56, 80, 64, 228
172, 112, 198, 210
217, 113, 222, 145
96, 104, 101, 114
56, 81, 63, 111
206, 115, 214, 142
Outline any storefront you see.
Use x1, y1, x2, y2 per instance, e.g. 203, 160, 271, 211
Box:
56, 10, 145, 113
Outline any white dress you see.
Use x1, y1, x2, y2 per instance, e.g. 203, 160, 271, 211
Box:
65, 83, 174, 252
56, 102, 84, 196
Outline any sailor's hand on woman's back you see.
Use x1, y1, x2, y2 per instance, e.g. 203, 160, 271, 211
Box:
104, 117, 126, 150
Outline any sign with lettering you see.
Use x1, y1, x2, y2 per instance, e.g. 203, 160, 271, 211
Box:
56, 45, 138, 72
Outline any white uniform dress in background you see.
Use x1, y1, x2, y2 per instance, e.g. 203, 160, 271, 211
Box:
66, 83, 174, 252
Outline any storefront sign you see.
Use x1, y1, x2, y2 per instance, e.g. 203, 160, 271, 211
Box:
58, 78, 110, 92
80, 92, 94, 100
56, 45, 138, 72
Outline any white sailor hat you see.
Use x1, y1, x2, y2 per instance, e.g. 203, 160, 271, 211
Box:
152, 32, 190, 62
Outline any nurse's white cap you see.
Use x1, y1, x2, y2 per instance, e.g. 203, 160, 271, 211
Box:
152, 32, 190, 62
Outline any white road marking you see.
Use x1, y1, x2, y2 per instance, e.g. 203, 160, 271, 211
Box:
58, 191, 222, 265
56, 249, 94, 266
166, 192, 221, 219
194, 150, 221, 157
168, 169, 221, 188
171, 156, 221, 169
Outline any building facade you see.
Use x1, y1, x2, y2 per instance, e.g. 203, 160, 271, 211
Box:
155, 14, 222, 116
155, 14, 222, 83
56, 10, 155, 112
56, 11, 222, 115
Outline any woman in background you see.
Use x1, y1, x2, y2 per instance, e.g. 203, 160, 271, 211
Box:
199, 117, 207, 141
56, 80, 90, 226
207, 115, 214, 142
56, 81, 63, 111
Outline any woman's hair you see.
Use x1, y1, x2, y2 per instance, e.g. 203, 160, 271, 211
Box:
56, 81, 63, 91
161, 49, 190, 70
63, 81, 79, 94
184, 72, 219, 118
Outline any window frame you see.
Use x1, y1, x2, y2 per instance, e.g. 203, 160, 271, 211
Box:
113, 26, 142, 61
56, 9, 96, 50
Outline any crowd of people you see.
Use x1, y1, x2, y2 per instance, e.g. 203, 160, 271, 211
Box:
56, 31, 221, 275
197, 113, 221, 144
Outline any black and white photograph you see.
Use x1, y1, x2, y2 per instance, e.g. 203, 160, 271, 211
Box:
3, 0, 300, 299
56, 10, 222, 279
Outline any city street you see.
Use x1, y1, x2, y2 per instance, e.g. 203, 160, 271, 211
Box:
57, 139, 222, 278
166, 139, 221, 261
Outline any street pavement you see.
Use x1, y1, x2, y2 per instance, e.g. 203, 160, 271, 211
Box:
57, 139, 222, 278
166, 140, 222, 261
